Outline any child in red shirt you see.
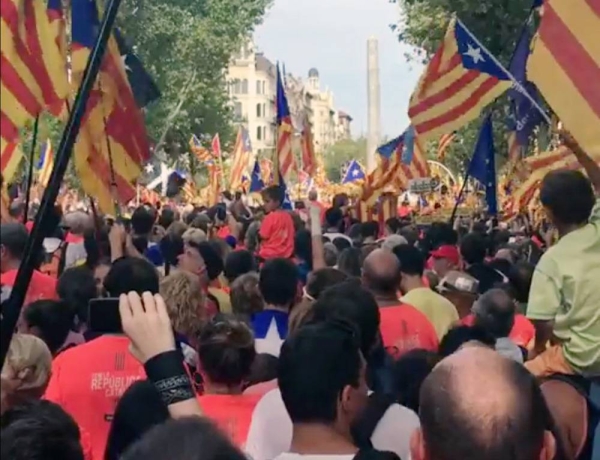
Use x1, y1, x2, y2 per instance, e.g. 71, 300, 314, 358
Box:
258, 185, 295, 260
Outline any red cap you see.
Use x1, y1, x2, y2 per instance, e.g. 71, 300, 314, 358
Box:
430, 245, 460, 267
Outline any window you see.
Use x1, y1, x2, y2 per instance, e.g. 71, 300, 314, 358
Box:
234, 102, 242, 119
256, 80, 262, 95
256, 103, 261, 118
241, 79, 249, 94
257, 126, 262, 140
231, 80, 241, 94
262, 81, 266, 94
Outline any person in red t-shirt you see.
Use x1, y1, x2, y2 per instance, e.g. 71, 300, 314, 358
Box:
362, 249, 438, 359
44, 257, 160, 460
196, 316, 261, 447
258, 185, 295, 260
0, 222, 57, 304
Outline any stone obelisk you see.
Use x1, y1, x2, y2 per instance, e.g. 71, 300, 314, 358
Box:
366, 36, 381, 172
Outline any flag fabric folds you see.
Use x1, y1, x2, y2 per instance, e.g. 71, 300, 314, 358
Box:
277, 170, 293, 210
70, 0, 150, 214
342, 160, 366, 183
527, 0, 600, 158
37, 140, 54, 187
408, 18, 511, 141
230, 127, 252, 191
300, 115, 316, 176
467, 115, 497, 215
249, 160, 264, 193
259, 158, 273, 186
211, 134, 222, 160
275, 64, 295, 179
437, 133, 455, 161
190, 135, 213, 163
1, 0, 69, 182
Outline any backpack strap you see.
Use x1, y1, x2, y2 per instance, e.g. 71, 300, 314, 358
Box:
353, 449, 401, 460
352, 393, 396, 450
57, 241, 68, 276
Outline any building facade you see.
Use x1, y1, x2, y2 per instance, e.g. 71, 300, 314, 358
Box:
225, 40, 352, 157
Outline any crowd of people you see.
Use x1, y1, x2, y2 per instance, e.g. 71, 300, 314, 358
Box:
0, 134, 599, 460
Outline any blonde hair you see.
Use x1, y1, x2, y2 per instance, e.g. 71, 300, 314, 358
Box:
182, 228, 207, 245
1, 334, 52, 409
160, 270, 207, 339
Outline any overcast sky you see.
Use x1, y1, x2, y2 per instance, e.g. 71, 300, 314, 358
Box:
254, 0, 424, 138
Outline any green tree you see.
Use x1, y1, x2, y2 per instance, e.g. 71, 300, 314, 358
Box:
391, 0, 541, 175
116, 0, 272, 162
323, 138, 367, 182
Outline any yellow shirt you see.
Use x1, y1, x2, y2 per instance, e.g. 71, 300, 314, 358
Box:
527, 199, 600, 375
401, 287, 459, 340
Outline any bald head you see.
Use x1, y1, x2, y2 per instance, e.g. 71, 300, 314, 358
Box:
418, 347, 551, 460
308, 189, 318, 201
362, 248, 400, 295
472, 288, 515, 338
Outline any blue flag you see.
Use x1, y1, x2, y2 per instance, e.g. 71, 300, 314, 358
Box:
342, 160, 365, 183
249, 160, 264, 193
401, 126, 416, 164
507, 23, 543, 146
468, 115, 497, 215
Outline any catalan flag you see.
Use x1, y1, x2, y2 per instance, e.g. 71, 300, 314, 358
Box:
527, 0, 600, 159
70, 0, 149, 213
408, 18, 511, 141
275, 64, 295, 180
259, 158, 273, 185
206, 158, 221, 206
229, 127, 252, 191
189, 135, 213, 163
0, 0, 68, 182
249, 159, 265, 193
37, 140, 54, 187
437, 133, 455, 161
300, 115, 316, 175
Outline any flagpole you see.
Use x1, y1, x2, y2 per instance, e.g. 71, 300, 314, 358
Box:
455, 17, 552, 125
23, 116, 40, 224
0, 0, 124, 369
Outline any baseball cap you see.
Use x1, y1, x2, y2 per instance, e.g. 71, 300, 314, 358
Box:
430, 244, 460, 266
436, 270, 479, 295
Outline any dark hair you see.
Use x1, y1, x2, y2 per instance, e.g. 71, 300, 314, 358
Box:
131, 206, 155, 235
105, 380, 169, 460
419, 356, 555, 460
508, 261, 535, 304
324, 207, 343, 229
197, 315, 256, 387
157, 207, 177, 230
230, 272, 264, 318
189, 241, 224, 281
160, 233, 184, 268
278, 321, 362, 424
259, 258, 298, 308
83, 226, 111, 269
422, 222, 457, 253
393, 244, 425, 277
331, 236, 351, 253
57, 266, 97, 325
337, 247, 363, 277
460, 233, 487, 265
0, 400, 84, 460
472, 289, 515, 339
438, 325, 496, 358
23, 300, 74, 355
294, 229, 313, 269
305, 268, 349, 300
246, 353, 279, 388
392, 349, 439, 413
103, 257, 159, 296
540, 170, 595, 226
361, 221, 379, 239
385, 217, 401, 234
310, 281, 380, 356
224, 250, 256, 284
121, 417, 246, 460
399, 225, 419, 247
261, 185, 284, 205
0, 222, 29, 259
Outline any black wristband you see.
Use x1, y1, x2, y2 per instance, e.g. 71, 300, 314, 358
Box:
144, 350, 195, 406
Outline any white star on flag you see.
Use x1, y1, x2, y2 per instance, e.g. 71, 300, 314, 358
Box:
352, 169, 359, 177
144, 163, 155, 174
464, 44, 484, 64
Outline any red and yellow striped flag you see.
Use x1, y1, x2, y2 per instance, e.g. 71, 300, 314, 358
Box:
300, 115, 316, 176
275, 64, 295, 180
408, 19, 511, 141
189, 135, 213, 163
229, 127, 252, 191
437, 133, 455, 161
527, 0, 600, 159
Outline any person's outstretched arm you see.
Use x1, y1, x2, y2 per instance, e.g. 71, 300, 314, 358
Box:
562, 131, 600, 194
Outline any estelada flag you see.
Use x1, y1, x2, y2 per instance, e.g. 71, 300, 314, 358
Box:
527, 0, 600, 159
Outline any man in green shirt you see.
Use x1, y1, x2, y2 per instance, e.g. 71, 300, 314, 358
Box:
526, 133, 600, 377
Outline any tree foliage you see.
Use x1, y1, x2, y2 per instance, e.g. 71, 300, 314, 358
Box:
323, 138, 367, 182
391, 0, 540, 175
116, 0, 273, 160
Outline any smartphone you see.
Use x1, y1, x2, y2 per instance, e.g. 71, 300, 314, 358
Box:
87, 298, 122, 334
